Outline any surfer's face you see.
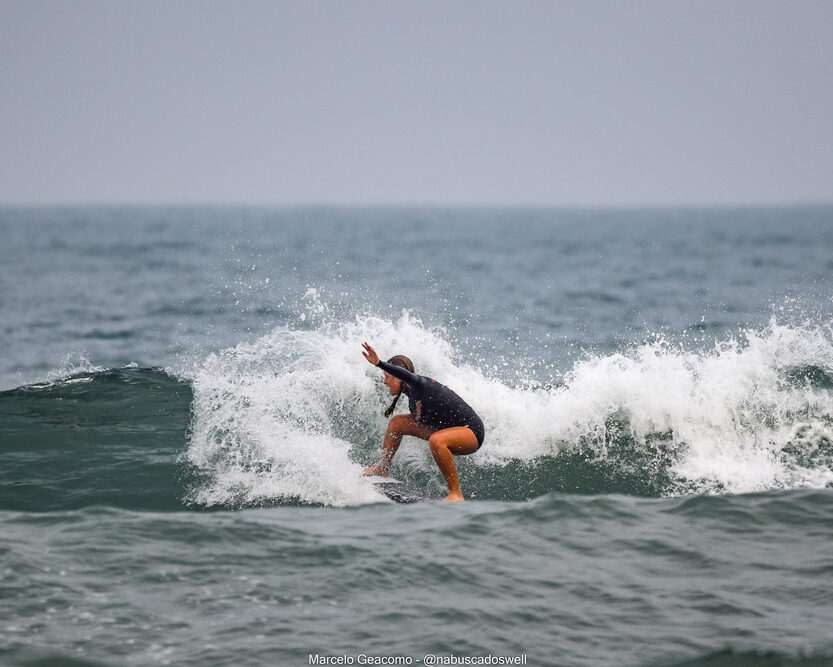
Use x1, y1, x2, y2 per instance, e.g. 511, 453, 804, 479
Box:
383, 372, 401, 395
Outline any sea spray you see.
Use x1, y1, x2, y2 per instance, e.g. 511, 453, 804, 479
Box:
183, 309, 833, 506
538, 317, 833, 495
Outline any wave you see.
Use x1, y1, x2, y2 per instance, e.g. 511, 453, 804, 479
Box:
3, 309, 833, 510
0, 366, 192, 512
183, 307, 833, 507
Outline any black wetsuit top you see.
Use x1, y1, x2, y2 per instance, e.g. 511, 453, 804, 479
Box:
377, 359, 485, 448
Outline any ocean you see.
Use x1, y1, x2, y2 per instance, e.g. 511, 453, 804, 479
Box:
2, 205, 833, 666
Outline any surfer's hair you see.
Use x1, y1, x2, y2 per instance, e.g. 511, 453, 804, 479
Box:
384, 355, 414, 418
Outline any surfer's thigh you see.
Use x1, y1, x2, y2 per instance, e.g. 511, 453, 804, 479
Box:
428, 427, 479, 456
388, 414, 436, 440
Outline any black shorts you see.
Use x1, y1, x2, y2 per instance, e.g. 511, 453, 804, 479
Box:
466, 415, 485, 450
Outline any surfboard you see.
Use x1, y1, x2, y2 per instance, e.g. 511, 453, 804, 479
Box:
367, 475, 438, 504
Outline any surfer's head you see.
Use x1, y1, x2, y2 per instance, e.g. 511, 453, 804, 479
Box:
387, 355, 414, 373
383, 355, 414, 418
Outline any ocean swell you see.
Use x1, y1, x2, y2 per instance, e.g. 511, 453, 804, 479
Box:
3, 315, 833, 511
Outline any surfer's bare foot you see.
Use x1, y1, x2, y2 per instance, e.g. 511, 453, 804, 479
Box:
443, 491, 464, 502
364, 465, 389, 477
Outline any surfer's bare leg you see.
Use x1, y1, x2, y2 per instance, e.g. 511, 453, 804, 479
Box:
428, 427, 479, 502
364, 414, 436, 476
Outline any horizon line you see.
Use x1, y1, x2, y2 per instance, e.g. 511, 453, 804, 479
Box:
2, 199, 833, 211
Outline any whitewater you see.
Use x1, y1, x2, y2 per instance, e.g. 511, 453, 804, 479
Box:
182, 307, 833, 509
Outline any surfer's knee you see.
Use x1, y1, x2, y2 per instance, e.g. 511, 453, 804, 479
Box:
428, 432, 446, 454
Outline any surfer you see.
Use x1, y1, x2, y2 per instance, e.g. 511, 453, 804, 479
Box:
362, 342, 485, 502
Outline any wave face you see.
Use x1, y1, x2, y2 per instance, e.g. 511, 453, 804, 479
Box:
0, 366, 192, 512
3, 313, 833, 511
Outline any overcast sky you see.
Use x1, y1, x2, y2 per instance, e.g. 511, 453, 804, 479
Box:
2, 0, 832, 207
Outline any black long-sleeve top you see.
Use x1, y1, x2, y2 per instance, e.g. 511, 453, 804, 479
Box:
377, 359, 485, 446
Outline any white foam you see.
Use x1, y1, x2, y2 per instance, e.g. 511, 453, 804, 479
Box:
185, 306, 833, 505
529, 317, 833, 494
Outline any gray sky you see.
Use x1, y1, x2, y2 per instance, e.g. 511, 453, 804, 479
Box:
2, 0, 832, 207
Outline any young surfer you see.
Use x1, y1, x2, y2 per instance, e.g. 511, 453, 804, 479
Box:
362, 342, 485, 502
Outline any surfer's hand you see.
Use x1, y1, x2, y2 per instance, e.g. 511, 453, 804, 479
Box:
362, 342, 380, 366
364, 465, 389, 477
